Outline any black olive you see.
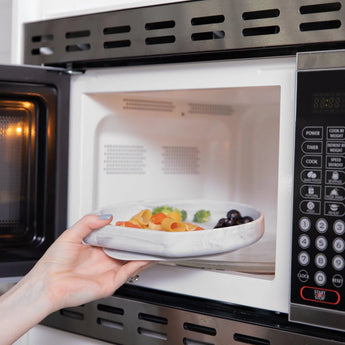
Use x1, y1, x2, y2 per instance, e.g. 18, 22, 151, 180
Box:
241, 216, 254, 223
214, 218, 228, 228
226, 209, 242, 221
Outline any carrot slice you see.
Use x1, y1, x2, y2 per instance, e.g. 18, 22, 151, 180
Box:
116, 221, 141, 228
151, 212, 167, 224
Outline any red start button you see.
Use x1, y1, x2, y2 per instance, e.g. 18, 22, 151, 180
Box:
300, 286, 340, 305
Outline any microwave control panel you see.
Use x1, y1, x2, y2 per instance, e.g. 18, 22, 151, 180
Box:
290, 67, 345, 331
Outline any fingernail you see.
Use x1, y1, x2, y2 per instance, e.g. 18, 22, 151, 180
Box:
98, 214, 113, 220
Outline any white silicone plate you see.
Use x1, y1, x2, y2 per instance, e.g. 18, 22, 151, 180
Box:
83, 199, 264, 260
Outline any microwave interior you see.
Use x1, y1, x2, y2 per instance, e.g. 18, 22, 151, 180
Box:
85, 84, 281, 275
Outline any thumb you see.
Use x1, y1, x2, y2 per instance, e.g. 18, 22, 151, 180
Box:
63, 214, 113, 242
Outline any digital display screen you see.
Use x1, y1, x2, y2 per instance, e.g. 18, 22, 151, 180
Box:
313, 92, 345, 113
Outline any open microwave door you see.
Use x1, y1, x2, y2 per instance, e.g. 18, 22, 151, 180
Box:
0, 64, 70, 279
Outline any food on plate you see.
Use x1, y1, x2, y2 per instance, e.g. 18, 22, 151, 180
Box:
214, 209, 254, 229
193, 209, 211, 223
116, 208, 204, 232
152, 205, 187, 221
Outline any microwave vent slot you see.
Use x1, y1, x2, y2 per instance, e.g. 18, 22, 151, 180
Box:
103, 145, 147, 175
299, 19, 341, 31
145, 35, 176, 45
138, 312, 168, 325
65, 30, 90, 39
299, 2, 342, 14
97, 317, 124, 330
145, 20, 175, 30
188, 103, 233, 116
162, 146, 200, 175
243, 25, 280, 37
103, 25, 131, 35
191, 15, 225, 26
242, 9, 280, 21
123, 98, 175, 112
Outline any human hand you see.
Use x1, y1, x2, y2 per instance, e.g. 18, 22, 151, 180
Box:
0, 214, 152, 345
30, 214, 152, 311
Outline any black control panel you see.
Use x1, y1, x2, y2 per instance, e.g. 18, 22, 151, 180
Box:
291, 69, 345, 313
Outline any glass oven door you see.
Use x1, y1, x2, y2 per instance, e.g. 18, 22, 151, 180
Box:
0, 65, 70, 278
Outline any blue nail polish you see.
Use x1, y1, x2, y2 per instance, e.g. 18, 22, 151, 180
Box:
98, 214, 113, 220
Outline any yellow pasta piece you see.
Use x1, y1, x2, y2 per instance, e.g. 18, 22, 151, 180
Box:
161, 217, 186, 232
184, 222, 200, 231
130, 209, 152, 228
167, 211, 181, 222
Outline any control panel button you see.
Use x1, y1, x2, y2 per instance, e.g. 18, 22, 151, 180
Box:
302, 126, 323, 140
334, 219, 345, 235
300, 286, 340, 305
301, 169, 322, 184
302, 141, 323, 154
315, 218, 328, 233
298, 251, 310, 266
300, 200, 321, 215
314, 271, 327, 286
300, 185, 321, 199
325, 170, 345, 185
315, 253, 327, 269
325, 186, 345, 201
327, 126, 345, 140
297, 270, 310, 283
326, 156, 345, 169
333, 238, 345, 253
302, 155, 322, 169
326, 141, 345, 154
299, 217, 311, 232
298, 234, 311, 249
332, 274, 344, 288
324, 202, 345, 217
315, 236, 328, 251
332, 255, 345, 271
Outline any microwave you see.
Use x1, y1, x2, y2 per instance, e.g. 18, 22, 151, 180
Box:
4, 0, 345, 344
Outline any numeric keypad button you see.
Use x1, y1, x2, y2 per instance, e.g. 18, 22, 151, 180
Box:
332, 255, 345, 271
315, 253, 327, 269
334, 220, 345, 235
298, 251, 310, 266
298, 234, 310, 249
315, 236, 328, 251
314, 271, 327, 286
299, 217, 311, 232
333, 238, 345, 253
316, 218, 328, 233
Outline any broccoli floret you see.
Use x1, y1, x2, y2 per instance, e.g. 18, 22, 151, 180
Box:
174, 208, 187, 222
152, 205, 173, 216
193, 210, 211, 223
152, 206, 188, 221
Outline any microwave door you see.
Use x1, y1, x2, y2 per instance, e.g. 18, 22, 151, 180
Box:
0, 64, 70, 279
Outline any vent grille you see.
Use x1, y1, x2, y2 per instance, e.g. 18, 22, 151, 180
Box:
41, 294, 345, 345
24, 0, 345, 67
123, 98, 175, 112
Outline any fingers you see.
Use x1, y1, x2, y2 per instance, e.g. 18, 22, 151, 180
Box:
63, 214, 113, 242
116, 260, 155, 286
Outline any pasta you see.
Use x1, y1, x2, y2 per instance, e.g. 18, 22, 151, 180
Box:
116, 209, 204, 232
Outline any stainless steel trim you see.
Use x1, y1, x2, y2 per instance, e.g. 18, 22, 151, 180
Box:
298, 50, 345, 71
24, 0, 345, 66
42, 295, 345, 344
290, 303, 345, 332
